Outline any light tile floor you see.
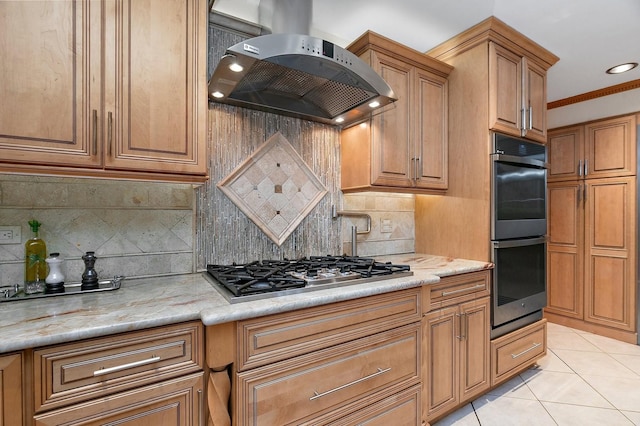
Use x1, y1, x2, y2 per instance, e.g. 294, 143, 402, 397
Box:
433, 322, 640, 426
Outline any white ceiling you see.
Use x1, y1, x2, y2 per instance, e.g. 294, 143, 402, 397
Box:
211, 0, 640, 103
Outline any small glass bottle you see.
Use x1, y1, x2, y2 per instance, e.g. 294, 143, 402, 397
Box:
25, 219, 47, 294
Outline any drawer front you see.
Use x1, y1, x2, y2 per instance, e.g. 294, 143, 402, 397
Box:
428, 270, 490, 311
34, 321, 203, 412
236, 323, 420, 425
34, 372, 204, 426
491, 319, 547, 385
324, 385, 421, 426
238, 288, 421, 371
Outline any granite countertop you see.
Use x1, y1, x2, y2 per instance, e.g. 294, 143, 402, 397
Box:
0, 254, 491, 353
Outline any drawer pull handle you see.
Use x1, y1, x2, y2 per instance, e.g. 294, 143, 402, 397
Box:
93, 355, 161, 376
442, 284, 485, 297
310, 367, 391, 401
511, 343, 541, 359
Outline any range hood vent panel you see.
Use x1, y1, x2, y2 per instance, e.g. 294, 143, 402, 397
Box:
208, 33, 396, 126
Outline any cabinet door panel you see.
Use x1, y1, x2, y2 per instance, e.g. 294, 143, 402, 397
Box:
548, 126, 584, 182
423, 306, 458, 420
586, 115, 636, 179
584, 177, 636, 330
524, 59, 547, 143
415, 70, 448, 189
370, 52, 412, 187
459, 297, 490, 403
547, 181, 584, 318
0, 353, 23, 426
0, 0, 102, 167
489, 43, 522, 137
104, 0, 206, 174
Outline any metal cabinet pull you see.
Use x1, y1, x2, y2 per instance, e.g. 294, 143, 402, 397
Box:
511, 342, 541, 359
584, 159, 588, 176
521, 108, 527, 135
107, 111, 113, 156
577, 184, 582, 205
583, 183, 587, 202
578, 160, 583, 177
455, 313, 467, 340
442, 284, 485, 297
197, 389, 204, 426
309, 367, 391, 401
92, 109, 98, 155
528, 106, 533, 130
93, 355, 161, 376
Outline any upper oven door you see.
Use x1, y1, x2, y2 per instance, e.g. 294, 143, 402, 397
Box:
491, 133, 547, 240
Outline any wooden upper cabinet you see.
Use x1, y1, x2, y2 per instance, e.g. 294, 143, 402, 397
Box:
548, 114, 636, 182
585, 115, 636, 179
0, 0, 102, 168
489, 42, 548, 143
548, 125, 585, 181
341, 31, 452, 194
0, 0, 207, 182
103, 0, 206, 176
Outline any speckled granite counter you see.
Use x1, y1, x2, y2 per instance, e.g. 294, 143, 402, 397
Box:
0, 254, 491, 353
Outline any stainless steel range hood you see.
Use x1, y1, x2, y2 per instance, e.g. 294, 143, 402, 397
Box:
208, 1, 396, 126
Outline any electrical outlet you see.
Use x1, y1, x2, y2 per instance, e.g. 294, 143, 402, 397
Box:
0, 226, 21, 244
381, 219, 393, 234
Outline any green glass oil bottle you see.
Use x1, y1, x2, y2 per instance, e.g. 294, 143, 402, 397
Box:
25, 219, 47, 293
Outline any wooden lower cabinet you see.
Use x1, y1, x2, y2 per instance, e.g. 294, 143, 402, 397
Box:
0, 353, 23, 426
491, 319, 547, 386
423, 296, 490, 422
34, 373, 204, 426
31, 321, 205, 425
546, 176, 637, 342
206, 289, 422, 425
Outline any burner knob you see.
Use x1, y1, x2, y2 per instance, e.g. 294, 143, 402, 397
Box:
308, 269, 318, 278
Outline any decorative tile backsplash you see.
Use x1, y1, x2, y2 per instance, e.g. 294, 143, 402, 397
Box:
0, 175, 195, 286
217, 132, 328, 246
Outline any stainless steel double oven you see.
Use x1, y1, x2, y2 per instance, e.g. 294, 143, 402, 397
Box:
490, 132, 547, 338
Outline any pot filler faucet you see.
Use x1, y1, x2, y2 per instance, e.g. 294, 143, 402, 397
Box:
331, 205, 371, 257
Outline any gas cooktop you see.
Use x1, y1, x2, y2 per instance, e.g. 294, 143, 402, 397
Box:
205, 255, 413, 303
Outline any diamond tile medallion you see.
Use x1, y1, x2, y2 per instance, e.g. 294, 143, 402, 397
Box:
217, 132, 328, 246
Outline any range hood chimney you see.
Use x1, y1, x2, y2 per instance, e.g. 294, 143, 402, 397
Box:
208, 0, 396, 127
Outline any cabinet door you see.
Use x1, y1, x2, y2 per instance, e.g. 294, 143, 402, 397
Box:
523, 58, 548, 143
0, 353, 23, 426
585, 115, 637, 179
548, 126, 585, 182
546, 181, 585, 319
584, 177, 636, 331
458, 297, 490, 403
489, 42, 523, 138
103, 0, 207, 175
0, 0, 102, 168
34, 373, 204, 426
423, 305, 459, 421
369, 51, 413, 187
414, 69, 448, 190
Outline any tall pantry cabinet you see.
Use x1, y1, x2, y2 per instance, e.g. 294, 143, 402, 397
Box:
546, 114, 637, 343
0, 0, 207, 182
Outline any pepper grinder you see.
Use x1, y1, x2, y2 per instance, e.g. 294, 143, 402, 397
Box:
81, 251, 99, 290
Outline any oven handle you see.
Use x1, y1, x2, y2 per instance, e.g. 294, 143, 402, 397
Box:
493, 236, 546, 249
491, 153, 547, 169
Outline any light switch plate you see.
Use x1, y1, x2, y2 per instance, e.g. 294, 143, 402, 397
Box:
0, 226, 21, 244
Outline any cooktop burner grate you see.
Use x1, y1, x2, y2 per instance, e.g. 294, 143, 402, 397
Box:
205, 255, 412, 303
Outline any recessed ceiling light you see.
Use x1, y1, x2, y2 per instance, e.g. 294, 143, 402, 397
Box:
606, 62, 638, 74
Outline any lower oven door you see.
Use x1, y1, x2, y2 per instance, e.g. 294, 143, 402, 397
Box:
491, 236, 547, 328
